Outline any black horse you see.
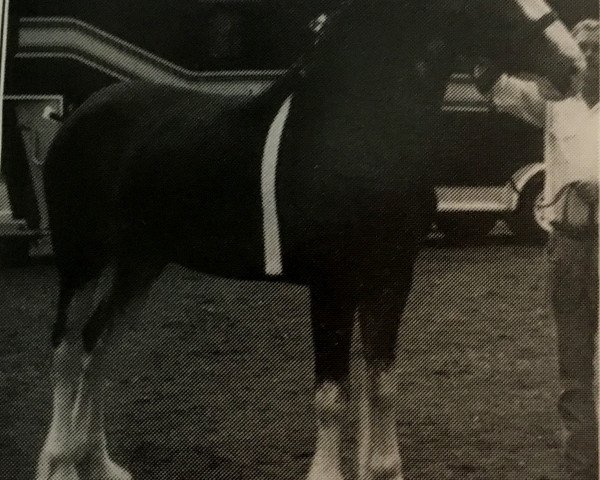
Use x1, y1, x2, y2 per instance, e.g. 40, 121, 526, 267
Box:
36, 1, 585, 479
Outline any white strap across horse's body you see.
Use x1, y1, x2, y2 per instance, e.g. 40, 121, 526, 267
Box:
261, 95, 293, 276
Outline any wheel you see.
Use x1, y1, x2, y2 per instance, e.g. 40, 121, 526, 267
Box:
506, 175, 549, 244
0, 238, 30, 267
436, 213, 497, 243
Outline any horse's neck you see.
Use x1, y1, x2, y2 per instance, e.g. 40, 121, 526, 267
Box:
314, 0, 456, 85
306, 2, 456, 105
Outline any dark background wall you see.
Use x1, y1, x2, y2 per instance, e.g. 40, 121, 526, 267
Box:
8, 0, 331, 71
1, 0, 596, 221
4, 0, 598, 102
9, 0, 597, 71
549, 0, 599, 26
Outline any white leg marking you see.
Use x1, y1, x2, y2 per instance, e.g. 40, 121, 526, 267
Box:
307, 381, 347, 480
37, 272, 132, 480
72, 352, 131, 480
37, 283, 96, 480
36, 341, 83, 480
357, 359, 371, 480
357, 362, 403, 480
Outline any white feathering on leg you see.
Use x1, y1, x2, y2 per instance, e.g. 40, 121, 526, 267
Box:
307, 381, 347, 480
358, 362, 404, 480
37, 272, 132, 480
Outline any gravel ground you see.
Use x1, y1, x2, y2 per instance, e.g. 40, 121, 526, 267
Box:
0, 242, 562, 480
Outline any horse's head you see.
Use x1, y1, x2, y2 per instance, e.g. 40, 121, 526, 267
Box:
467, 0, 587, 95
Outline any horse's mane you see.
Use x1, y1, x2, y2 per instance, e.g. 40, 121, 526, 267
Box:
306, 0, 469, 63
247, 3, 352, 110
258, 0, 471, 109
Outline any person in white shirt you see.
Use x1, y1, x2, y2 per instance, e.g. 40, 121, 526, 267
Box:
475, 18, 598, 480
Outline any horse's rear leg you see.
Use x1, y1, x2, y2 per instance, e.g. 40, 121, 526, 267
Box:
356, 282, 412, 480
36, 282, 95, 480
37, 258, 163, 480
307, 284, 356, 480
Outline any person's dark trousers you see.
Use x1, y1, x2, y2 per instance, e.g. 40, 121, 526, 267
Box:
1, 104, 40, 228
547, 230, 598, 480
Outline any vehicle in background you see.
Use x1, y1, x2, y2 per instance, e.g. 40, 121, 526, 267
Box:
0, 17, 549, 265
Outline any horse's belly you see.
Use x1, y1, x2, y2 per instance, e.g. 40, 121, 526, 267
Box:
275, 99, 438, 283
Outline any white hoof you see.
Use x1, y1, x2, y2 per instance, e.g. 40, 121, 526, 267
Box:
35, 460, 80, 480
49, 464, 80, 480
369, 470, 404, 480
79, 457, 132, 480
36, 452, 132, 480
36, 451, 79, 480
306, 466, 345, 480
366, 460, 404, 480
35, 454, 51, 480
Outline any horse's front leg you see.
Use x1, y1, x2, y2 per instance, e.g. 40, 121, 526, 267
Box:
356, 285, 411, 480
307, 285, 356, 480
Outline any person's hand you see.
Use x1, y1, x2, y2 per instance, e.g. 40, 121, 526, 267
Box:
535, 78, 576, 101
534, 68, 582, 101
472, 59, 502, 95
575, 181, 599, 206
